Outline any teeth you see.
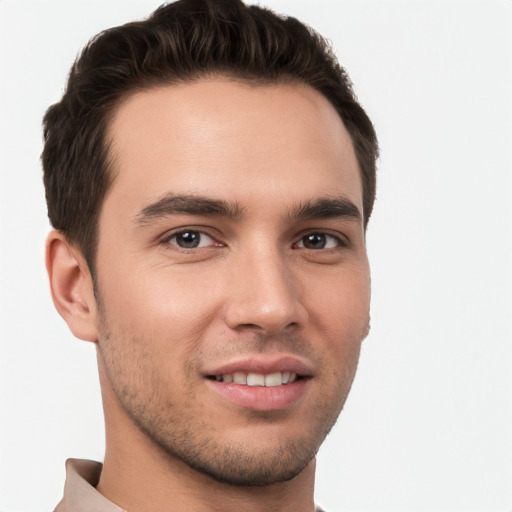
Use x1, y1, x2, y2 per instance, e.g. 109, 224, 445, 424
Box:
265, 372, 282, 387
233, 372, 247, 385
247, 373, 265, 386
214, 371, 299, 386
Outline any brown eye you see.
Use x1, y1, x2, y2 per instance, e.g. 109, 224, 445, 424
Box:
168, 230, 215, 249
296, 233, 342, 250
303, 234, 327, 249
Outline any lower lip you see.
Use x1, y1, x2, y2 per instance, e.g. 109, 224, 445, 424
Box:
206, 379, 310, 411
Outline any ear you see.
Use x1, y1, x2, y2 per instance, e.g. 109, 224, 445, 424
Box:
46, 230, 99, 342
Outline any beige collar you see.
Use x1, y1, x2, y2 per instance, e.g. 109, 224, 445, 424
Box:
54, 459, 126, 512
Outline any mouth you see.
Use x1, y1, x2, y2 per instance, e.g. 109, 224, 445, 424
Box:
203, 356, 312, 411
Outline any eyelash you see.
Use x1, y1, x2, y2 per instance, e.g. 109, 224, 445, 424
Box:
160, 228, 223, 251
160, 228, 349, 252
294, 232, 348, 250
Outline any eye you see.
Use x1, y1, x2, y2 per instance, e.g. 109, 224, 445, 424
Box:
295, 233, 343, 250
166, 230, 217, 249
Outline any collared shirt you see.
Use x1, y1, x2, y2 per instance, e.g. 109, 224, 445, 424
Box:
54, 459, 126, 512
54, 458, 326, 512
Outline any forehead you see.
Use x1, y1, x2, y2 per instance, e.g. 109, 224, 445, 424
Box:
105, 79, 362, 216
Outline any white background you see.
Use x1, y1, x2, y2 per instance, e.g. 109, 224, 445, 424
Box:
0, 1, 511, 511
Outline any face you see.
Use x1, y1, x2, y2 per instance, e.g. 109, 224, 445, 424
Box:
93, 80, 370, 485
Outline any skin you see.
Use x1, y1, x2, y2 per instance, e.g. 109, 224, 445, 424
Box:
47, 79, 370, 512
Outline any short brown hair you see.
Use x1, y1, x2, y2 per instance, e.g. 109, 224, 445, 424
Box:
42, 0, 378, 274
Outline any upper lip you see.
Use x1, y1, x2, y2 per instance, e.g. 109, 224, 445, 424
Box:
203, 355, 314, 377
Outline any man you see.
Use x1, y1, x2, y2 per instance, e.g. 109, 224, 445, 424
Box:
43, 0, 378, 510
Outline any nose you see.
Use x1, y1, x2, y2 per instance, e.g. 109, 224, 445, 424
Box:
223, 246, 308, 335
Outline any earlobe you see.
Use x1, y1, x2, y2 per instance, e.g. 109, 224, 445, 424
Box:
46, 230, 99, 342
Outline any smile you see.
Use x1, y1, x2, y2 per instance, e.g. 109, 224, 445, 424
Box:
209, 371, 298, 386
204, 357, 312, 411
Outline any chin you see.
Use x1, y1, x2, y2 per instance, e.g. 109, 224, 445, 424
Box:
161, 435, 319, 486
135, 407, 337, 487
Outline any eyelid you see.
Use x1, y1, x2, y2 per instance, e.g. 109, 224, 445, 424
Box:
293, 230, 350, 249
159, 226, 224, 249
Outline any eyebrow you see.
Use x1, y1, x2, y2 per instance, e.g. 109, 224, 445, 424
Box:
133, 193, 362, 226
286, 197, 362, 223
134, 194, 244, 224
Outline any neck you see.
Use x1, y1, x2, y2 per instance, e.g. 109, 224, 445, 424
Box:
96, 358, 316, 512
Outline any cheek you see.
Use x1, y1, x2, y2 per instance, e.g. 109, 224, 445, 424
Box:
103, 257, 215, 310
97, 261, 227, 353
305, 262, 371, 339
302, 263, 369, 394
